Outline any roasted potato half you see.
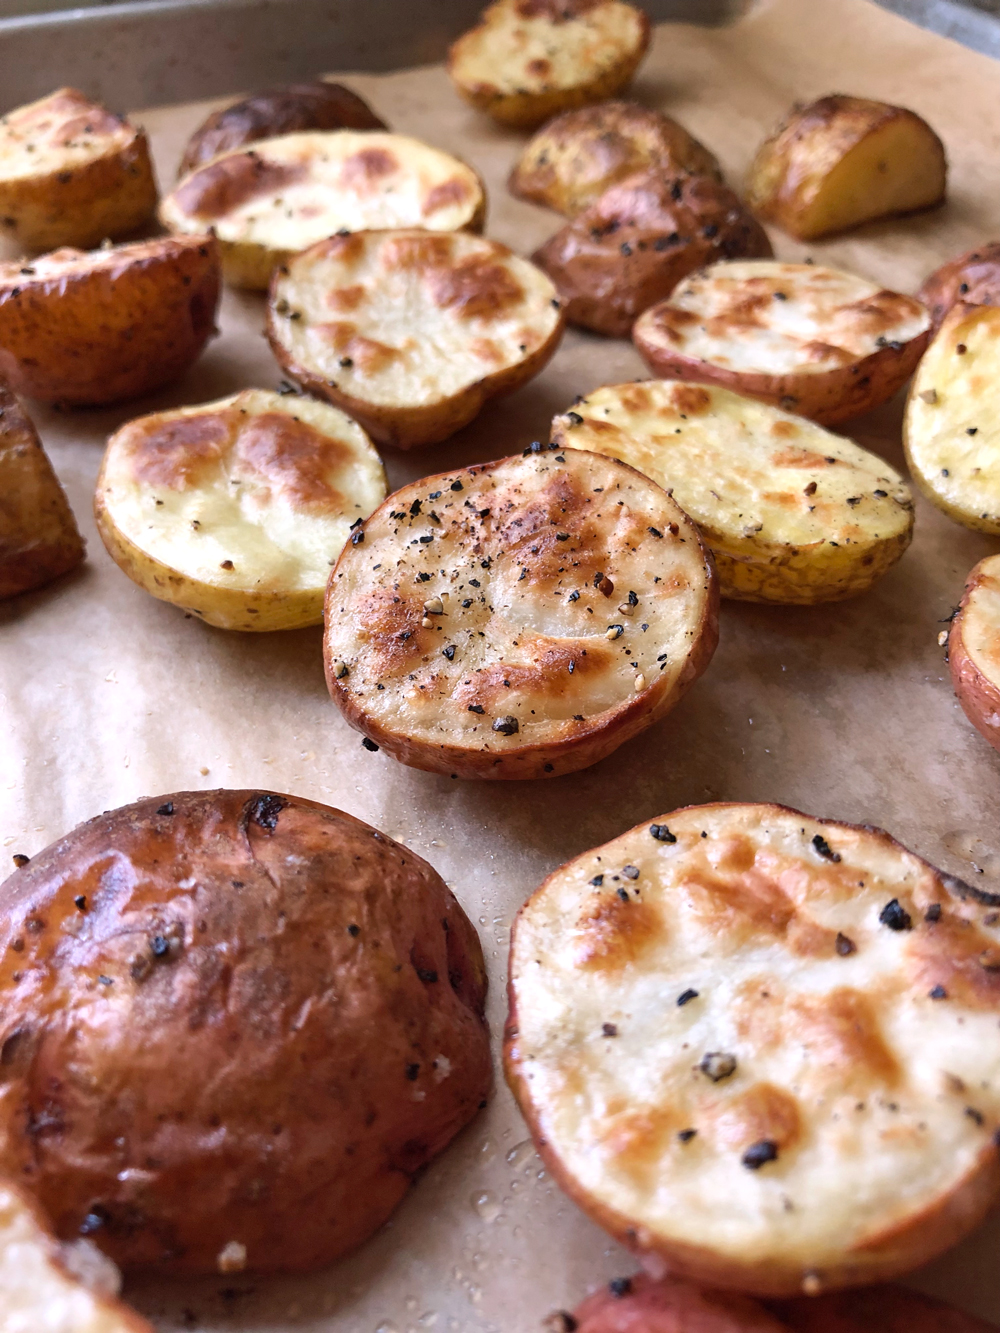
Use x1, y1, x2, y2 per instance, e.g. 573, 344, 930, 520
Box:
506, 802, 1000, 1295
563, 1271, 788, 1333
324, 447, 718, 779
268, 230, 564, 449
0, 88, 157, 253
448, 0, 650, 129
161, 131, 486, 290
0, 234, 220, 407
918, 241, 1000, 332
904, 302, 1000, 533
0, 383, 84, 599
510, 101, 722, 217
179, 81, 387, 177
552, 381, 913, 603
95, 388, 386, 631
948, 554, 1000, 754
634, 260, 931, 426
533, 171, 772, 337
770, 1285, 997, 1332
0, 790, 491, 1274
745, 95, 946, 241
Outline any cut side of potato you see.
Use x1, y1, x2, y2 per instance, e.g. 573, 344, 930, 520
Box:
633, 260, 931, 426
161, 131, 486, 290
746, 95, 946, 241
904, 302, 1000, 534
510, 100, 722, 217
567, 1271, 788, 1333
95, 388, 386, 631
506, 802, 1000, 1295
552, 381, 913, 604
948, 554, 1000, 754
448, 0, 650, 129
533, 171, 773, 337
0, 234, 220, 407
0, 383, 84, 599
0, 87, 158, 253
770, 1284, 997, 1332
324, 447, 718, 779
918, 241, 1000, 332
268, 230, 564, 449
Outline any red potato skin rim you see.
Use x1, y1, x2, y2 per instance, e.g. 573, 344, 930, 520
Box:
503, 801, 1000, 1295
949, 560, 1000, 755
322, 450, 720, 779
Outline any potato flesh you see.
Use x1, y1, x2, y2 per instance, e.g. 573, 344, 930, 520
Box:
508, 804, 1000, 1286
0, 89, 132, 182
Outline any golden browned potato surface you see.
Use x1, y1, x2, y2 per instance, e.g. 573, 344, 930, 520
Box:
769, 1285, 997, 1331
178, 81, 387, 177
0, 383, 84, 599
0, 88, 158, 253
0, 790, 491, 1274
746, 94, 946, 241
510, 100, 722, 217
0, 235, 220, 407
533, 171, 772, 336
506, 802, 1000, 1295
949, 554, 1000, 754
566, 1271, 788, 1332
919, 241, 1000, 330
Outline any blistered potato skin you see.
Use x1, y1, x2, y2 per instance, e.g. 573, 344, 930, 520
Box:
918, 242, 1000, 332
0, 790, 491, 1275
570, 1272, 789, 1333
949, 554, 1000, 754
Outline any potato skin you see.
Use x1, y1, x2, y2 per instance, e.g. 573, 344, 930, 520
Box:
0, 791, 490, 1274
179, 82, 387, 177
918, 241, 1000, 331
568, 1272, 789, 1333
533, 171, 772, 336
769, 1285, 997, 1332
0, 236, 220, 407
949, 554, 1000, 754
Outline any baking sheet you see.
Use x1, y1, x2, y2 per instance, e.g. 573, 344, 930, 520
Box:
3, 0, 1000, 1327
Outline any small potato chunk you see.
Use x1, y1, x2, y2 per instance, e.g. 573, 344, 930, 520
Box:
448, 0, 649, 129
533, 171, 772, 337
564, 1271, 788, 1332
268, 230, 564, 449
948, 554, 1000, 754
0, 383, 84, 599
179, 81, 387, 177
95, 388, 387, 631
510, 100, 722, 217
0, 234, 220, 407
0, 88, 158, 252
633, 260, 930, 426
161, 131, 486, 290
746, 94, 946, 241
324, 448, 717, 779
904, 302, 1000, 533
770, 1284, 997, 1331
552, 381, 913, 603
506, 802, 1000, 1295
918, 241, 1000, 331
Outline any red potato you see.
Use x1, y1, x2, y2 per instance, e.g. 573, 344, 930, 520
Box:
918, 241, 1000, 331
769, 1284, 997, 1331
561, 1271, 788, 1331
948, 553, 1000, 753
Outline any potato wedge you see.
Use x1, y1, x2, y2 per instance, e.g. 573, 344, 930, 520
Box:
95, 388, 386, 631
506, 802, 1000, 1295
918, 242, 1000, 332
510, 101, 722, 217
448, 0, 650, 129
0, 234, 220, 407
533, 171, 772, 337
633, 260, 930, 426
552, 381, 913, 603
903, 302, 1000, 533
0, 383, 84, 599
324, 447, 717, 779
0, 88, 158, 253
770, 1285, 996, 1332
268, 230, 564, 449
179, 81, 387, 177
566, 1271, 788, 1333
948, 554, 1000, 753
0, 790, 490, 1273
745, 95, 946, 241
161, 131, 486, 290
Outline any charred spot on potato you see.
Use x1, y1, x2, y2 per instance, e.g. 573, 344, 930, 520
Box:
247, 793, 286, 831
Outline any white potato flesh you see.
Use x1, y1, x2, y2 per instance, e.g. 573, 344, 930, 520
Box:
508, 803, 1000, 1291
0, 88, 134, 181
959, 555, 1000, 699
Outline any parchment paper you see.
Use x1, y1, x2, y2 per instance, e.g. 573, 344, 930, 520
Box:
2, 0, 1000, 1328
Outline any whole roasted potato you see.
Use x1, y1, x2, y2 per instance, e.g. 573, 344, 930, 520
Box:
918, 241, 1000, 331
746, 94, 946, 241
770, 1285, 996, 1332
948, 553, 1000, 754
0, 235, 220, 407
0, 791, 491, 1274
510, 101, 722, 217
559, 1271, 788, 1332
179, 81, 387, 177
533, 171, 772, 337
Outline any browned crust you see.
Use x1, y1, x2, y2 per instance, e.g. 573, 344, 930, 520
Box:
918, 242, 1000, 332
949, 558, 1000, 755
504, 802, 1000, 1294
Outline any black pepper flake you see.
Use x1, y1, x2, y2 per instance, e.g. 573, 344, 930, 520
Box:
567, 660, 575, 674
678, 1128, 697, 1142
429, 491, 442, 500
443, 645, 456, 661
812, 834, 840, 862
544, 763, 554, 772
966, 1106, 985, 1126
470, 578, 481, 588
409, 498, 422, 516
957, 343, 967, 355
566, 412, 583, 426
879, 898, 912, 931
568, 589, 580, 601
650, 823, 676, 842
677, 988, 699, 1006
925, 903, 942, 922
362, 738, 379, 752
156, 802, 174, 816
468, 704, 485, 714
351, 528, 365, 545
405, 1063, 420, 1081
607, 624, 624, 639
556, 532, 569, 541
648, 526, 662, 538
742, 1139, 778, 1170
492, 715, 519, 735
74, 895, 87, 912
249, 793, 285, 830
670, 180, 683, 201
703, 222, 718, 238
347, 924, 360, 937
462, 598, 473, 608
622, 865, 640, 880
608, 1278, 632, 1299
873, 489, 887, 498
590, 875, 604, 886
151, 935, 170, 958
617, 887, 630, 903
773, 291, 788, 300
967, 427, 979, 435
450, 480, 464, 491
335, 662, 349, 679
79, 1207, 108, 1235
416, 968, 438, 983
835, 932, 856, 956
11, 853, 29, 868
98, 975, 112, 986
602, 1023, 618, 1037
700, 1051, 737, 1082
546, 1314, 578, 1332
620, 241, 632, 256
929, 984, 947, 999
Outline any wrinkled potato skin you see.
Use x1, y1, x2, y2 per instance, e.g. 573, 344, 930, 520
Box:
949, 555, 1000, 754
510, 101, 722, 217
769, 1284, 997, 1332
179, 82, 387, 177
569, 1271, 788, 1332
534, 171, 772, 336
0, 791, 491, 1274
918, 242, 1000, 331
